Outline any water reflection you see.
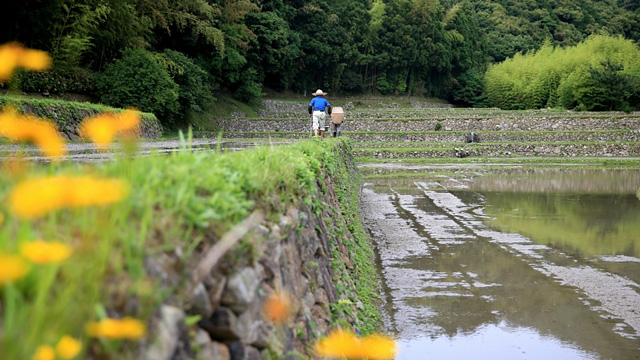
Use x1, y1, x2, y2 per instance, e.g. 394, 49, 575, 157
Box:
468, 169, 640, 194
398, 321, 596, 360
479, 192, 640, 258
361, 169, 640, 360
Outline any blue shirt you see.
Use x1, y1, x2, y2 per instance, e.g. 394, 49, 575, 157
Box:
310, 97, 330, 111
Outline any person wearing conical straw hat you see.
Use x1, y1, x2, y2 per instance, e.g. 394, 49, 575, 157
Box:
308, 89, 331, 138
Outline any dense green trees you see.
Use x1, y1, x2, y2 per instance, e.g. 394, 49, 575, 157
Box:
1, 0, 639, 124
485, 35, 640, 111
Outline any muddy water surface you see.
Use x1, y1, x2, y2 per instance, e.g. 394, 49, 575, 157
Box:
361, 169, 640, 360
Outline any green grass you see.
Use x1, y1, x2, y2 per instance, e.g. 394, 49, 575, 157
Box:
188, 95, 259, 131
0, 137, 377, 359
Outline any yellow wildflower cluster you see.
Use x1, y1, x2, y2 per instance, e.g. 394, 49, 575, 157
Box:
0, 253, 30, 286
0, 106, 66, 159
8, 175, 129, 218
314, 329, 397, 360
20, 240, 73, 264
0, 240, 73, 286
79, 109, 141, 150
0, 42, 149, 358
33, 335, 82, 360
0, 42, 51, 81
86, 317, 147, 339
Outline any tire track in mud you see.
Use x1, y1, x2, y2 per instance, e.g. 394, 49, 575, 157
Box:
362, 180, 640, 359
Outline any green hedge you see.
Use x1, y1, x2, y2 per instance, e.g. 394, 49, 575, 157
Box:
0, 95, 162, 138
15, 68, 97, 95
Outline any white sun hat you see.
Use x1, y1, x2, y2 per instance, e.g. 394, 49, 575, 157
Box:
312, 89, 327, 96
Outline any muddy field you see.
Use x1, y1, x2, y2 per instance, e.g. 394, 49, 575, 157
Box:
361, 167, 640, 360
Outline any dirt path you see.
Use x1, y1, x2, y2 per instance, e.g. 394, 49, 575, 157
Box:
0, 138, 295, 162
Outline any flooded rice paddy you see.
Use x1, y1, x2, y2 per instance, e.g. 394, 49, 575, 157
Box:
361, 168, 640, 359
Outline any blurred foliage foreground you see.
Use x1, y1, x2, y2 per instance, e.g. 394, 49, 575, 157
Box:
0, 135, 390, 359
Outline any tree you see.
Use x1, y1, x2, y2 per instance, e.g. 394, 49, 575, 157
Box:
577, 60, 633, 111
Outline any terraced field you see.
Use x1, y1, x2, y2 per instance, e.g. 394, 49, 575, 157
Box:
215, 99, 640, 164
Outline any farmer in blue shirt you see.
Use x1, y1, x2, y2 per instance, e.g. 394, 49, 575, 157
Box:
308, 89, 332, 138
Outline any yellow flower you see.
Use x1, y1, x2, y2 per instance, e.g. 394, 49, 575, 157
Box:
314, 329, 397, 360
86, 317, 147, 340
314, 329, 363, 359
8, 175, 129, 219
0, 43, 21, 81
0, 42, 51, 81
263, 291, 293, 324
18, 48, 51, 71
56, 335, 82, 359
0, 106, 66, 160
359, 334, 397, 360
20, 240, 73, 264
79, 109, 141, 150
33, 345, 55, 360
0, 253, 30, 286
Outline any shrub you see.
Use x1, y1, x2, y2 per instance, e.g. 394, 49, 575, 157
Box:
16, 68, 97, 95
97, 48, 180, 125
452, 68, 485, 106
236, 67, 263, 104
157, 50, 213, 114
376, 73, 393, 95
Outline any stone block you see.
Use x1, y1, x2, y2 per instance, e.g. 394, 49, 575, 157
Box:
199, 307, 241, 341
221, 267, 262, 314
204, 272, 227, 309
199, 341, 230, 360
188, 282, 213, 318
144, 305, 185, 360
236, 299, 262, 344
194, 330, 231, 360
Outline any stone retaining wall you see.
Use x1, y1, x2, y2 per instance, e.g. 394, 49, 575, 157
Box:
354, 143, 640, 158
223, 131, 640, 143
213, 117, 640, 133
141, 143, 371, 360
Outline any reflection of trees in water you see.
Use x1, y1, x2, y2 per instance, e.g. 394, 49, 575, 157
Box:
469, 169, 640, 194
480, 191, 640, 257
409, 239, 637, 358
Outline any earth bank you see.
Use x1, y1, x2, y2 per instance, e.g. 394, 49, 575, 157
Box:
139, 139, 382, 360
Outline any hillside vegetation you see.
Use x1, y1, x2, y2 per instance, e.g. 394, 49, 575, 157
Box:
485, 35, 640, 111
1, 0, 639, 125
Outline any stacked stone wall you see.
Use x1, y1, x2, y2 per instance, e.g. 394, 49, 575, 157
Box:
213, 116, 640, 133
141, 143, 369, 360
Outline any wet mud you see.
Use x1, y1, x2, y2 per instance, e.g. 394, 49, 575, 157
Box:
361, 169, 640, 359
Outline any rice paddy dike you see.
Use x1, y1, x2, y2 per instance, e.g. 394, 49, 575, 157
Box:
0, 138, 384, 360
214, 98, 640, 168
